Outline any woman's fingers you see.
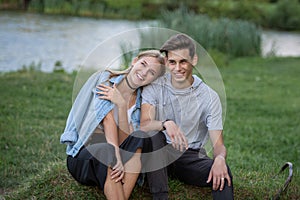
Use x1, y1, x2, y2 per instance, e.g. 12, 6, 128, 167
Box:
111, 168, 124, 182
110, 161, 124, 182
96, 84, 110, 89
115, 170, 124, 182
111, 168, 122, 178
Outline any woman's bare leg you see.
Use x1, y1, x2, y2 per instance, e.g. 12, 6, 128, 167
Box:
122, 148, 142, 199
104, 167, 125, 200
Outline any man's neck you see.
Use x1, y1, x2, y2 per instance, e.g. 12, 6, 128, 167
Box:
171, 76, 194, 89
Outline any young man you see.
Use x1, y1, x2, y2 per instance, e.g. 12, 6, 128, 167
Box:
141, 34, 234, 200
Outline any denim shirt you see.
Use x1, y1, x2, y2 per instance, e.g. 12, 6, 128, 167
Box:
60, 70, 142, 157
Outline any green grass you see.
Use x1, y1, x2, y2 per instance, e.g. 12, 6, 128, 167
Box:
1, 57, 299, 199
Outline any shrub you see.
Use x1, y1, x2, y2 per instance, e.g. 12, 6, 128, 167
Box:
267, 0, 300, 30
159, 6, 261, 58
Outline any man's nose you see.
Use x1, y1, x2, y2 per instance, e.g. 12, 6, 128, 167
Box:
175, 62, 181, 70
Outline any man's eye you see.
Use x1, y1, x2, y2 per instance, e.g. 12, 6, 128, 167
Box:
181, 61, 187, 65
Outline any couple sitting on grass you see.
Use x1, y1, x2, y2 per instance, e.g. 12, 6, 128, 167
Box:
60, 33, 234, 200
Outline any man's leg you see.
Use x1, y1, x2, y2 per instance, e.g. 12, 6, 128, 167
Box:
172, 149, 234, 200
146, 132, 169, 200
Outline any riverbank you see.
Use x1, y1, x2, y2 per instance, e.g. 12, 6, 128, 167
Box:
2, 11, 300, 74
1, 56, 299, 199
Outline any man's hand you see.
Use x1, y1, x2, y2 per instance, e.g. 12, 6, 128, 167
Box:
164, 120, 188, 152
207, 155, 231, 191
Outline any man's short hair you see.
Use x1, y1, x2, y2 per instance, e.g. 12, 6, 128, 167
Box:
160, 33, 196, 59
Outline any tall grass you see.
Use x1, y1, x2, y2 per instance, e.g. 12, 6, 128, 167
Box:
27, 0, 142, 19
2, 0, 300, 31
159, 6, 261, 58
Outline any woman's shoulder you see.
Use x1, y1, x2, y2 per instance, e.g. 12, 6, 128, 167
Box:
93, 70, 113, 84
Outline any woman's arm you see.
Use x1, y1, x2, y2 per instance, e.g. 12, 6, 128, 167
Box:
97, 83, 130, 143
116, 103, 130, 144
103, 110, 124, 182
103, 110, 119, 147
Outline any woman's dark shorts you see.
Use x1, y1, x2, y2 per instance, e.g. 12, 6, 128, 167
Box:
66, 130, 150, 190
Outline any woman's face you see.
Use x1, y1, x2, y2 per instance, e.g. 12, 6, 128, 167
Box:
128, 56, 163, 88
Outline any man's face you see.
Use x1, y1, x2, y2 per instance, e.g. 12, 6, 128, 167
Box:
166, 49, 195, 88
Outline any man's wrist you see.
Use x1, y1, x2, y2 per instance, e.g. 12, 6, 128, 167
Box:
161, 119, 171, 130
215, 154, 225, 160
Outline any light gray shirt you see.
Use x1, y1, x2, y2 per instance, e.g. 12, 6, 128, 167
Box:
142, 73, 223, 149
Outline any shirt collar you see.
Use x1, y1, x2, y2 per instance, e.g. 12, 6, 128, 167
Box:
109, 74, 124, 84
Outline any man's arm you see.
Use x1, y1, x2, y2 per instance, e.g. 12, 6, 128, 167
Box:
207, 130, 231, 191
140, 103, 188, 151
140, 103, 163, 132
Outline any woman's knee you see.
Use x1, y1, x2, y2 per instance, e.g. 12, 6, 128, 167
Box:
86, 143, 116, 166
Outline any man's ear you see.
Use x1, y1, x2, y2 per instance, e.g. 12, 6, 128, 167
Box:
192, 54, 198, 66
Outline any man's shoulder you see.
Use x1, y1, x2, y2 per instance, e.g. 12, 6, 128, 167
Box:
192, 75, 220, 99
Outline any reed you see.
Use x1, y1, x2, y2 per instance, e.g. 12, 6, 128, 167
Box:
27, 0, 142, 19
159, 6, 261, 58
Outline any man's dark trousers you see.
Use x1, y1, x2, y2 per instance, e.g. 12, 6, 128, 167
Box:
147, 132, 234, 200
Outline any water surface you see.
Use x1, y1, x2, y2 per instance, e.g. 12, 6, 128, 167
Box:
1, 11, 299, 73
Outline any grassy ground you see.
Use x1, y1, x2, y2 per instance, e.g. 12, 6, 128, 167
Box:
0, 57, 299, 199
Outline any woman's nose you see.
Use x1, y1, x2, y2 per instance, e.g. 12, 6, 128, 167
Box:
141, 68, 147, 76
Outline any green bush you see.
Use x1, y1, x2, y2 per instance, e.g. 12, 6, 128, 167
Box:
4, 0, 300, 31
159, 6, 261, 58
267, 0, 300, 30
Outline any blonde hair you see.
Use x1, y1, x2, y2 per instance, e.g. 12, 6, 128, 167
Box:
107, 49, 165, 77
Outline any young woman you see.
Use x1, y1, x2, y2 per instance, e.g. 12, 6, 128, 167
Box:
60, 50, 165, 200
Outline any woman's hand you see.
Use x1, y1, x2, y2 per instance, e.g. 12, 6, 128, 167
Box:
97, 84, 126, 107
110, 150, 124, 183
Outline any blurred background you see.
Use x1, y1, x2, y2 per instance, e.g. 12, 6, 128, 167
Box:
1, 0, 300, 72
1, 1, 299, 199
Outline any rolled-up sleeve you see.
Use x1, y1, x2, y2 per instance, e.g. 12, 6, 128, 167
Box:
60, 109, 78, 145
206, 89, 223, 131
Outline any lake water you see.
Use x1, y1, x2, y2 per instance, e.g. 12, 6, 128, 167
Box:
1, 11, 300, 73
261, 30, 300, 57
